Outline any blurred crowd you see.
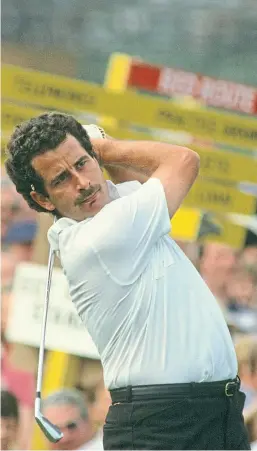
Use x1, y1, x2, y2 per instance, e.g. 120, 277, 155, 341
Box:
1, 166, 257, 450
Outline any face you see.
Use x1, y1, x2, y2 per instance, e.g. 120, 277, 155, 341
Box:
200, 243, 237, 275
226, 270, 255, 306
91, 385, 111, 425
43, 404, 92, 450
0, 417, 18, 450
30, 135, 110, 221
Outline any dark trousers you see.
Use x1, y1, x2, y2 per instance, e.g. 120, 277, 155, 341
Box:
103, 380, 250, 450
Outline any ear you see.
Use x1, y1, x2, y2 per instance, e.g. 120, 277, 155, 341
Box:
30, 191, 56, 211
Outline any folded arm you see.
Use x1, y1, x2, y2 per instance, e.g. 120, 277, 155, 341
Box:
92, 138, 200, 218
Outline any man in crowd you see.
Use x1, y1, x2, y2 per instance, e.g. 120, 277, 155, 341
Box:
1, 390, 19, 450
5, 112, 250, 449
235, 335, 257, 410
198, 242, 237, 310
42, 389, 103, 450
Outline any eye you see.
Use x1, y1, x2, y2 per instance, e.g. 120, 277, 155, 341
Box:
53, 172, 69, 187
75, 159, 86, 170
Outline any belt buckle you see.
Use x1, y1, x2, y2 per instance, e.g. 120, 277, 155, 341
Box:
225, 381, 236, 397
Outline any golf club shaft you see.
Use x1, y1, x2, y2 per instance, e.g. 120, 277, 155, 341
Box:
35, 245, 55, 400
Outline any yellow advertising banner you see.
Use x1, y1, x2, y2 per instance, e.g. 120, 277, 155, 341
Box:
2, 101, 257, 185
100, 122, 257, 185
1, 101, 255, 248
171, 208, 247, 248
192, 147, 257, 184
2, 102, 43, 133
184, 179, 255, 215
1, 102, 45, 155
104, 53, 255, 248
2, 101, 256, 216
2, 64, 257, 150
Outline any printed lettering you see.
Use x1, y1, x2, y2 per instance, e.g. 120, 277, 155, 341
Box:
195, 117, 216, 133
224, 126, 257, 141
158, 110, 186, 126
199, 191, 232, 206
201, 155, 229, 174
14, 76, 95, 106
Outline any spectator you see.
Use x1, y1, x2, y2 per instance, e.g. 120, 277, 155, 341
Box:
1, 169, 20, 242
90, 383, 111, 428
1, 339, 35, 451
75, 382, 111, 429
224, 264, 257, 335
3, 220, 37, 261
1, 253, 17, 336
235, 335, 257, 410
244, 399, 257, 449
1, 251, 36, 451
226, 267, 257, 310
42, 388, 103, 450
240, 246, 257, 273
1, 167, 37, 245
199, 242, 237, 310
1, 390, 19, 450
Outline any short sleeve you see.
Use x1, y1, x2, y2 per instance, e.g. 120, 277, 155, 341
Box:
89, 178, 171, 284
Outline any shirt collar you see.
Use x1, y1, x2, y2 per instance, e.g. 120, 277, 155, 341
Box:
106, 180, 120, 201
47, 180, 140, 251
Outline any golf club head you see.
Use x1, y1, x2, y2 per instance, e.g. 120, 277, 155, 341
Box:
35, 412, 63, 443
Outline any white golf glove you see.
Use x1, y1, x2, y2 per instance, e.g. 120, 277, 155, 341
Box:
83, 124, 106, 140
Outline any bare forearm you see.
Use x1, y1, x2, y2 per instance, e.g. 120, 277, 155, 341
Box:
93, 138, 197, 178
105, 165, 148, 184
92, 137, 200, 217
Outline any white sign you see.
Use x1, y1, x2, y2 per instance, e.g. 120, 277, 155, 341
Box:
6, 262, 100, 359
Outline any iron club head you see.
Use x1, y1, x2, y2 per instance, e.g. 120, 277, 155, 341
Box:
35, 412, 63, 443
35, 396, 63, 443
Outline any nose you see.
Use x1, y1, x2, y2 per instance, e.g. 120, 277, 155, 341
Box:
73, 170, 90, 191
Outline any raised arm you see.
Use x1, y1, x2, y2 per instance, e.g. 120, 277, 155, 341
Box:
92, 138, 200, 218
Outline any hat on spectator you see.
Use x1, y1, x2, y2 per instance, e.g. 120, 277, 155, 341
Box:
4, 221, 37, 244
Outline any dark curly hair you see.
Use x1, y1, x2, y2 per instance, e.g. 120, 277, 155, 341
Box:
5, 112, 98, 213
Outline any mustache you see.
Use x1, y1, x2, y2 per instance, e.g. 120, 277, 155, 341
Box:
75, 185, 101, 206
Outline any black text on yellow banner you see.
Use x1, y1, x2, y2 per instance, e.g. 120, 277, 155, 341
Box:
183, 180, 255, 215
2, 64, 257, 150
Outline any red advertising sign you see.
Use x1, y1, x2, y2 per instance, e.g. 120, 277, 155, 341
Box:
127, 61, 257, 115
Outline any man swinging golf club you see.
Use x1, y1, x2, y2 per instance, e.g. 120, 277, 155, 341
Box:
5, 112, 250, 450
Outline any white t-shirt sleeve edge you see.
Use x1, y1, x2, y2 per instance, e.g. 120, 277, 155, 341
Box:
146, 177, 171, 234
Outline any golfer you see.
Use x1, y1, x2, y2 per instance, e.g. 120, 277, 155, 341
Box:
5, 112, 250, 450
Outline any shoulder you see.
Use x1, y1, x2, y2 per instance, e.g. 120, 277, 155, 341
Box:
115, 180, 142, 197
47, 217, 78, 251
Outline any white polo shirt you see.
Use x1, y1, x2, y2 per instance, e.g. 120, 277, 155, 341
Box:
48, 178, 238, 389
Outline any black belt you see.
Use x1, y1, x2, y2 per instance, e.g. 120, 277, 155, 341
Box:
110, 377, 240, 403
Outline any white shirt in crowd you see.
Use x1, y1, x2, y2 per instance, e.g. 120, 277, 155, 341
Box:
77, 429, 103, 450
48, 178, 238, 389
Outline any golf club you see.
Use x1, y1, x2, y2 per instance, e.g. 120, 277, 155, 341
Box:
34, 226, 63, 443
